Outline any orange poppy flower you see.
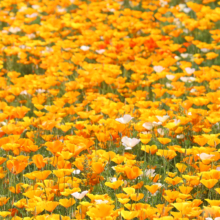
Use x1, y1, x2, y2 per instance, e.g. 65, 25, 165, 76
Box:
156, 150, 177, 160
130, 193, 144, 201
44, 201, 59, 212
165, 177, 183, 186
163, 190, 179, 203
179, 186, 193, 194
121, 210, 139, 220
0, 197, 10, 206
0, 157, 6, 165
112, 156, 125, 164
9, 183, 23, 194
32, 170, 52, 180
45, 140, 64, 154
176, 163, 187, 173
206, 199, 220, 206
145, 185, 159, 194
32, 154, 47, 169
87, 204, 115, 219
105, 180, 124, 190
206, 52, 218, 60
6, 160, 27, 175
0, 211, 11, 218
141, 145, 158, 154
53, 169, 73, 178
23, 189, 43, 199
118, 198, 130, 204
124, 166, 143, 180
200, 179, 218, 189
92, 162, 105, 174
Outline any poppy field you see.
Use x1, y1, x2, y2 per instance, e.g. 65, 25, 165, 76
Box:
1, 0, 220, 219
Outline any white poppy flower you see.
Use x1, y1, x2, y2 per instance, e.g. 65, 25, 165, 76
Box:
206, 218, 220, 220
178, 4, 185, 11
115, 114, 133, 124
36, 89, 46, 93
153, 66, 165, 73
109, 177, 117, 182
80, 46, 90, 51
180, 77, 196, 83
20, 90, 28, 95
152, 121, 162, 127
144, 169, 156, 178
173, 119, 180, 125
32, 5, 40, 9
72, 169, 81, 175
143, 122, 153, 130
19, 44, 26, 49
9, 27, 21, 34
156, 115, 169, 123
27, 33, 36, 39
185, 67, 195, 75
183, 8, 191, 13
201, 48, 209, 53
71, 191, 88, 200
96, 49, 105, 54
141, 131, 152, 135
181, 53, 189, 59
197, 153, 214, 160
26, 13, 38, 18
143, 121, 161, 130
189, 77, 196, 82
166, 75, 175, 80
166, 83, 173, 88
177, 134, 184, 139
180, 77, 188, 82
57, 7, 66, 13
157, 128, 165, 136
190, 88, 197, 93
160, 0, 168, 7
174, 56, 180, 60
122, 136, 140, 150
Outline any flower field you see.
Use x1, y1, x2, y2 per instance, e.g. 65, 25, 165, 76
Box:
1, 0, 220, 219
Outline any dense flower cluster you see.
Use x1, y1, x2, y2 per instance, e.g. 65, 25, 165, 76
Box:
1, 0, 220, 219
